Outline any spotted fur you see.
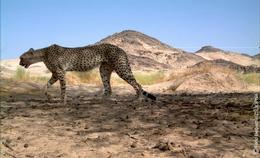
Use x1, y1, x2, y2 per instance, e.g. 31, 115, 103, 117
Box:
19, 43, 156, 104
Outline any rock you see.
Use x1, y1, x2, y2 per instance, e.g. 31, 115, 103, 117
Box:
130, 142, 137, 148
24, 143, 29, 148
153, 140, 174, 151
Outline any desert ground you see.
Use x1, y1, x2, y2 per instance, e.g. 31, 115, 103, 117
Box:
0, 78, 259, 158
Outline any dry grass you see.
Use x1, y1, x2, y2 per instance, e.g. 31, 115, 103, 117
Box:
14, 67, 30, 80
12, 65, 253, 89
13, 67, 49, 83
66, 70, 101, 85
134, 71, 165, 85
12, 67, 165, 86
111, 71, 165, 85
66, 69, 166, 85
237, 73, 260, 85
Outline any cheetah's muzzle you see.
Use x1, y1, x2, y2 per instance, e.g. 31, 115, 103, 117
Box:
19, 61, 30, 68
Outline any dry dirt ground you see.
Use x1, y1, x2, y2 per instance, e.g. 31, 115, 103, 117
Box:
0, 80, 259, 158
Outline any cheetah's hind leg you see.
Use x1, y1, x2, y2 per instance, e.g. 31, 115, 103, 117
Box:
114, 65, 144, 101
99, 63, 113, 100
114, 62, 156, 102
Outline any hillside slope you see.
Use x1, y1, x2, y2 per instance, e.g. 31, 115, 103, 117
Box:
98, 30, 205, 70
191, 59, 260, 73
196, 46, 259, 66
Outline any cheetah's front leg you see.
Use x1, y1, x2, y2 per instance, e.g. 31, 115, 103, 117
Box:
57, 71, 67, 105
44, 74, 58, 101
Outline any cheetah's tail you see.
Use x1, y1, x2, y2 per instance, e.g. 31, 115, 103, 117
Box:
142, 91, 156, 100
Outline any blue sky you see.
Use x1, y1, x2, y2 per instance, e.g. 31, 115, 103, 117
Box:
1, 0, 259, 59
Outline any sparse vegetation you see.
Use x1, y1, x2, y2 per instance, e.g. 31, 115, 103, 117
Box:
66, 69, 165, 85
11, 66, 260, 89
133, 71, 165, 85
12, 67, 166, 85
111, 71, 165, 85
14, 67, 30, 80
238, 73, 260, 85
30, 76, 50, 83
13, 67, 49, 83
67, 70, 101, 84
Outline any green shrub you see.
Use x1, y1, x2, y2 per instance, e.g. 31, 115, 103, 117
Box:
239, 73, 260, 85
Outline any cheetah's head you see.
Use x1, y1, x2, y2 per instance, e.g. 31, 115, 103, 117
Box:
19, 48, 35, 68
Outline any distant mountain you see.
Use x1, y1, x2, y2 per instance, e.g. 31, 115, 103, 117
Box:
98, 30, 204, 70
241, 53, 252, 58
196, 46, 224, 52
253, 53, 260, 60
98, 30, 178, 53
195, 46, 259, 66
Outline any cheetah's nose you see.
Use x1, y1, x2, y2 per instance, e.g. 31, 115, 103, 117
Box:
19, 60, 29, 68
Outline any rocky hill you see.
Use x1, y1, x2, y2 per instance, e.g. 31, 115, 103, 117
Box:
191, 59, 260, 73
196, 46, 259, 66
253, 53, 260, 60
97, 30, 205, 70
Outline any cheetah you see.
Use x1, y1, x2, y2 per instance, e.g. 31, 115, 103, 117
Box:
19, 43, 156, 104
